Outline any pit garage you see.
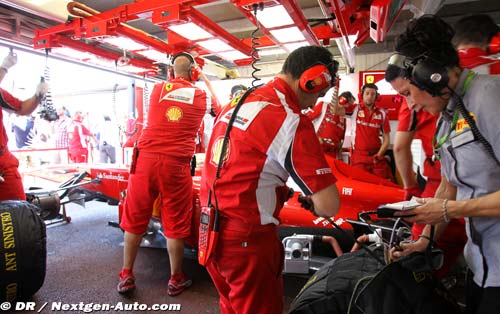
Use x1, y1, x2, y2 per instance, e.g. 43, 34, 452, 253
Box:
1, 0, 499, 313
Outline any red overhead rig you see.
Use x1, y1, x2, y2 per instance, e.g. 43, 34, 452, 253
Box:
233, 0, 321, 51
31, 0, 408, 76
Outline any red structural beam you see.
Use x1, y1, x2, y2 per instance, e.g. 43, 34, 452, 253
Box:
187, 8, 252, 56
56, 36, 158, 71
280, 0, 321, 46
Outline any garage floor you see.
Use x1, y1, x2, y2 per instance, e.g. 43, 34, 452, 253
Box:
20, 201, 307, 314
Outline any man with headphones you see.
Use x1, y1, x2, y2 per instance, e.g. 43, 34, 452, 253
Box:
453, 14, 500, 75
200, 46, 341, 314
349, 83, 393, 180
386, 15, 500, 314
118, 52, 213, 296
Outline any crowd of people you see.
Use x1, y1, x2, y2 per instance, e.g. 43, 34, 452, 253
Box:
1, 11, 499, 314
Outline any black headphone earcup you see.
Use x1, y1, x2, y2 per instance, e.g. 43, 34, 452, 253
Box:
411, 59, 449, 96
305, 80, 314, 90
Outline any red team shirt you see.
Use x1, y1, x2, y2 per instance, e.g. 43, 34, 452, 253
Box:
351, 103, 390, 152
68, 122, 92, 151
138, 78, 211, 159
458, 48, 500, 75
0, 89, 25, 200
396, 99, 441, 180
0, 89, 22, 149
201, 77, 336, 226
306, 101, 346, 153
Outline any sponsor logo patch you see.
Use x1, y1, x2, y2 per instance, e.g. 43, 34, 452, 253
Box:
342, 187, 353, 195
315, 168, 332, 175
166, 106, 183, 122
455, 112, 475, 133
211, 137, 230, 165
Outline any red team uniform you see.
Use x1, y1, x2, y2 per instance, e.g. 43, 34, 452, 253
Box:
121, 78, 211, 237
306, 101, 346, 157
201, 77, 336, 314
68, 120, 93, 163
458, 48, 500, 75
350, 103, 392, 179
0, 89, 26, 201
397, 100, 466, 277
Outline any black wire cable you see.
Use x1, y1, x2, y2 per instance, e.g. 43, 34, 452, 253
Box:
39, 48, 58, 122
250, 3, 264, 87
326, 217, 386, 266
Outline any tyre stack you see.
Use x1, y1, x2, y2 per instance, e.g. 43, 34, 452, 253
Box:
0, 200, 46, 302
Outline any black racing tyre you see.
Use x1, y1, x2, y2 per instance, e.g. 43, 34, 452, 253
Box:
0, 200, 47, 302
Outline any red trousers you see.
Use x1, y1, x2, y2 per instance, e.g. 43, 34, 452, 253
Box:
0, 152, 25, 201
351, 150, 394, 181
206, 222, 284, 314
120, 152, 192, 238
69, 147, 88, 163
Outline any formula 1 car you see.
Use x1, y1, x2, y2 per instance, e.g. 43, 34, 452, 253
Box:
23, 154, 405, 272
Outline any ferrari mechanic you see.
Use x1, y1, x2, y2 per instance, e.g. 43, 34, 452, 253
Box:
118, 52, 213, 296
200, 46, 341, 314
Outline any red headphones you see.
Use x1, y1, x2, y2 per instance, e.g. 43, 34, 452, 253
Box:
169, 52, 200, 82
489, 32, 500, 55
299, 64, 333, 93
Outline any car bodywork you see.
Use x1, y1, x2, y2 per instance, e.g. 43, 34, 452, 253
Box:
23, 155, 404, 250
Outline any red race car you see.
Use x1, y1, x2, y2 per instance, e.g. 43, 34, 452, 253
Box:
24, 154, 405, 270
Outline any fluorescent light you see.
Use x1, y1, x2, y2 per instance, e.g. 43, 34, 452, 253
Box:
119, 64, 152, 73
89, 57, 116, 67
283, 41, 309, 52
138, 49, 169, 62
258, 47, 286, 56
102, 37, 148, 51
197, 39, 233, 52
168, 23, 213, 41
255, 5, 293, 28
270, 27, 306, 43
218, 50, 248, 61
53, 47, 93, 60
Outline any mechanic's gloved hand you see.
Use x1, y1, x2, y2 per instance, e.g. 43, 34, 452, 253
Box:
35, 81, 49, 100
373, 154, 383, 163
298, 194, 317, 216
404, 185, 423, 200
1, 53, 17, 70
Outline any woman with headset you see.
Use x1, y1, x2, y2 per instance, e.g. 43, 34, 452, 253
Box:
387, 15, 500, 314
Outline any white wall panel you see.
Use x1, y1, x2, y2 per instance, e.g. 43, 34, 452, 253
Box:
354, 52, 393, 72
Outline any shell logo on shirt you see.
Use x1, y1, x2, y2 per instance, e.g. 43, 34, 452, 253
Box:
357, 110, 365, 118
455, 112, 476, 134
211, 137, 230, 165
166, 106, 183, 122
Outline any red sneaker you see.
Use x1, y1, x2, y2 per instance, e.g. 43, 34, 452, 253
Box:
117, 271, 136, 294
167, 275, 192, 296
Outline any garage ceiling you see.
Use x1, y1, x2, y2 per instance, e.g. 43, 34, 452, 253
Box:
0, 0, 499, 79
